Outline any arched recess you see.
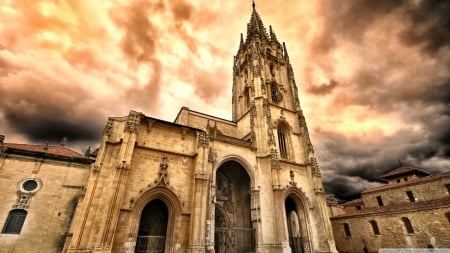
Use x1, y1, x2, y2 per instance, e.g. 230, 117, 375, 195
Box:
284, 188, 312, 253
213, 158, 255, 253
128, 186, 182, 252
214, 155, 255, 188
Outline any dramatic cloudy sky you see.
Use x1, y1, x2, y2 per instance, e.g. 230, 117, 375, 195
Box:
1, 0, 449, 201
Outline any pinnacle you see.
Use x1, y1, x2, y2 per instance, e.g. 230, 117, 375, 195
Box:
246, 3, 269, 42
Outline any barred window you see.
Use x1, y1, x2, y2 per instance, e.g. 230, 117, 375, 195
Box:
2, 209, 27, 234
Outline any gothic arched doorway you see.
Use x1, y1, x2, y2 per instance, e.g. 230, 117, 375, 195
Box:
214, 161, 254, 252
135, 199, 168, 253
285, 196, 308, 253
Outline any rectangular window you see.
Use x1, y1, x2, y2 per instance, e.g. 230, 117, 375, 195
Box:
343, 223, 351, 237
376, 196, 384, 206
446, 184, 450, 195
406, 191, 415, 202
370, 220, 380, 235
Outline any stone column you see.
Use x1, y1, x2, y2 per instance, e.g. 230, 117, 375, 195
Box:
187, 132, 210, 253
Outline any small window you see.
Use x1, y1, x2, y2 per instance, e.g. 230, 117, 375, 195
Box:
404, 177, 408, 181
277, 125, 290, 159
401, 217, 414, 234
343, 223, 351, 237
376, 196, 384, 206
446, 212, 450, 224
445, 184, 450, 195
245, 89, 251, 108
2, 209, 27, 234
406, 191, 415, 202
356, 205, 361, 210
370, 220, 380, 235
397, 179, 401, 183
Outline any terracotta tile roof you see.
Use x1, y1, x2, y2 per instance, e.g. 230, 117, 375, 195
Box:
363, 171, 450, 194
3, 143, 85, 159
332, 197, 450, 219
381, 166, 429, 179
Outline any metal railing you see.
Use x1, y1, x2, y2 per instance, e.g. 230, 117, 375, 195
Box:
135, 236, 165, 253
214, 227, 255, 253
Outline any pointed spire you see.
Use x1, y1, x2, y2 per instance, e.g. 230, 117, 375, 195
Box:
239, 33, 244, 51
246, 1, 269, 42
269, 25, 279, 43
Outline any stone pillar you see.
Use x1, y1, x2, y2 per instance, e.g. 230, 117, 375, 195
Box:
187, 132, 210, 253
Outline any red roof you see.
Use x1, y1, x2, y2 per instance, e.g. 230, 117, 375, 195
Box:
3, 143, 85, 159
363, 171, 450, 193
332, 197, 450, 218
381, 167, 429, 179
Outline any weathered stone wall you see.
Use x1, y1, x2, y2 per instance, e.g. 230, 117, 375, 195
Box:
0, 155, 90, 253
363, 175, 450, 208
331, 205, 450, 252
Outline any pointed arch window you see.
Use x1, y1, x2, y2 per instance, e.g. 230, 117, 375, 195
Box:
2, 209, 27, 234
369, 220, 380, 235
277, 124, 290, 159
401, 217, 414, 234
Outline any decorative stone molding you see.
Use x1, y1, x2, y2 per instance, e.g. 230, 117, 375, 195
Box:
13, 178, 42, 209
270, 149, 280, 169
198, 132, 209, 148
310, 157, 321, 177
284, 186, 313, 210
103, 119, 113, 136
125, 111, 143, 134
116, 160, 129, 170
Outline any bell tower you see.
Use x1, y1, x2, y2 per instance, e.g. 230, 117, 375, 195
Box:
233, 2, 313, 161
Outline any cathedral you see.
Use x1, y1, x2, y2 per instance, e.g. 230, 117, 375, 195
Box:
0, 4, 337, 253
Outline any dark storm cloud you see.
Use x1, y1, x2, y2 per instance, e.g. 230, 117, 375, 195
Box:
306, 79, 338, 95
0, 71, 103, 143
308, 0, 450, 202
400, 1, 450, 55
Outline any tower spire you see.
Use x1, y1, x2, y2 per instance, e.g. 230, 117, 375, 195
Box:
246, 0, 269, 42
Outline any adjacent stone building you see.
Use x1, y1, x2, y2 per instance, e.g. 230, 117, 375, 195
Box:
0, 135, 92, 253
331, 167, 450, 252
63, 4, 337, 253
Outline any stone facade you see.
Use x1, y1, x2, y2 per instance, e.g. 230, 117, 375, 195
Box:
64, 5, 336, 253
0, 4, 337, 253
331, 167, 450, 252
0, 137, 92, 253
